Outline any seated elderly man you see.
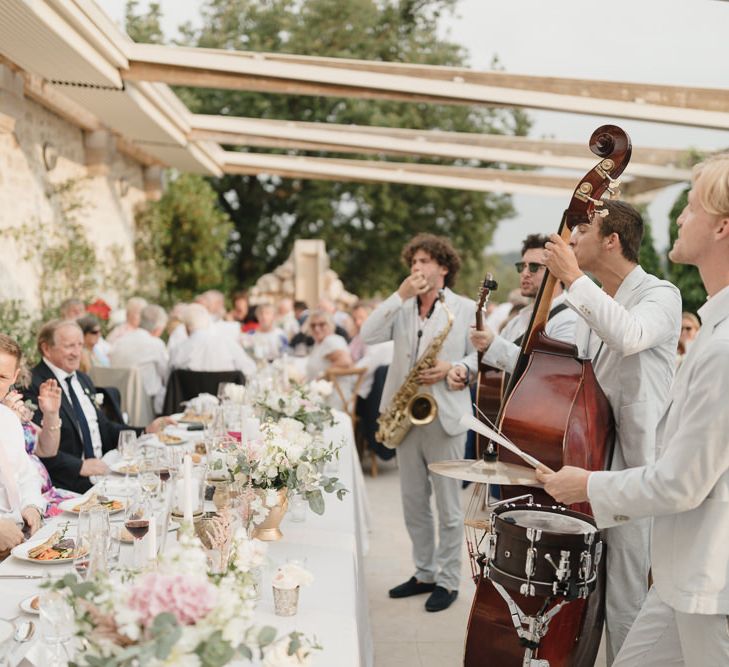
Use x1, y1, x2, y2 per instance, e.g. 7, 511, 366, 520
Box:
24, 320, 171, 494
0, 345, 45, 553
107, 296, 148, 345
110, 304, 169, 414
170, 303, 256, 377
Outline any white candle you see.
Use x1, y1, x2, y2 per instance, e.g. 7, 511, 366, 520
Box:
183, 455, 193, 524
282, 353, 290, 386
147, 515, 157, 561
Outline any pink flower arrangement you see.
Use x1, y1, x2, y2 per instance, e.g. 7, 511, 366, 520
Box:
128, 573, 217, 628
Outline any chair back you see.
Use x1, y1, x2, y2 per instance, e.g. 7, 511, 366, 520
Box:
324, 367, 367, 423
89, 366, 152, 425
163, 369, 245, 415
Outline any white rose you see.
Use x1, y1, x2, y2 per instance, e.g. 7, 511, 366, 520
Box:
263, 638, 313, 667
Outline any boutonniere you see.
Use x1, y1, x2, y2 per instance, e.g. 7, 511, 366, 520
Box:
83, 387, 104, 407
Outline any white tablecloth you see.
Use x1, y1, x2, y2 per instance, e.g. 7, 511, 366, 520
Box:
0, 411, 373, 667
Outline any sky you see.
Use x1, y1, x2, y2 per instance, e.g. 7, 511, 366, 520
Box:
98, 0, 729, 253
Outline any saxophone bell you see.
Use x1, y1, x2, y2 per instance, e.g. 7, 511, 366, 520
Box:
408, 393, 438, 425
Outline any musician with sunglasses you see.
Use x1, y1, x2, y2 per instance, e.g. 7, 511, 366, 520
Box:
540, 199, 682, 664
447, 233, 577, 390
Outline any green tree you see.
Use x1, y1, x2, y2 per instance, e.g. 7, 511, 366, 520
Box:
638, 219, 663, 279
127, 0, 528, 296
125, 1, 164, 44
666, 187, 706, 315
134, 174, 235, 302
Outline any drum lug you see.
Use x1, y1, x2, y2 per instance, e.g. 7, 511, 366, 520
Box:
525, 547, 537, 578
594, 540, 603, 566
526, 527, 542, 542
486, 532, 498, 562
519, 582, 536, 597
579, 549, 593, 583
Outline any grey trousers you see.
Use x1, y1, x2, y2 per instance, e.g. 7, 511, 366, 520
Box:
605, 518, 652, 664
396, 418, 465, 591
613, 587, 729, 666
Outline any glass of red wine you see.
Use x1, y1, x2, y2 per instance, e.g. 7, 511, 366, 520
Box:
124, 496, 151, 569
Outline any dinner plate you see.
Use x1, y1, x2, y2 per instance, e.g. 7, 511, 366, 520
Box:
110, 461, 140, 476
57, 494, 126, 515
10, 537, 80, 564
0, 618, 12, 644
19, 594, 40, 615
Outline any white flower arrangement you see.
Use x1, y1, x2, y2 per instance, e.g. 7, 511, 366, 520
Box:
272, 562, 314, 590
308, 379, 333, 398
236, 419, 347, 515
46, 528, 319, 667
255, 382, 335, 433
222, 383, 247, 405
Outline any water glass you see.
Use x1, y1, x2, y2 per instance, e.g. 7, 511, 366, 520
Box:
76, 506, 109, 579
118, 430, 139, 492
290, 493, 307, 522
39, 589, 74, 645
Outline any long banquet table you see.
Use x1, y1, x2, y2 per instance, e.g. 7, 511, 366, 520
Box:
0, 410, 373, 667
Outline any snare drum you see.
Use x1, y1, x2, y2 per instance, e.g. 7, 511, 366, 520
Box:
485, 503, 602, 600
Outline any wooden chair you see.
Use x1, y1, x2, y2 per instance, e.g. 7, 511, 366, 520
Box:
324, 367, 378, 476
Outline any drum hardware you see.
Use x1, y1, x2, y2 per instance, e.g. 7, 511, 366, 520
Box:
491, 580, 568, 667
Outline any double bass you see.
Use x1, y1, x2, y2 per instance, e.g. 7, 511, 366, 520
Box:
464, 125, 630, 666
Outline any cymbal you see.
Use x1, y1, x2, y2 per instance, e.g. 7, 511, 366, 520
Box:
428, 459, 542, 486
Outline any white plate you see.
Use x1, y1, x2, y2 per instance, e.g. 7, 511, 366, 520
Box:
10, 537, 79, 564
0, 618, 12, 644
110, 461, 140, 476
57, 494, 126, 515
19, 594, 40, 615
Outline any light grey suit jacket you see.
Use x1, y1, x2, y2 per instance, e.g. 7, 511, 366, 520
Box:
566, 266, 682, 471
588, 284, 729, 614
360, 288, 475, 437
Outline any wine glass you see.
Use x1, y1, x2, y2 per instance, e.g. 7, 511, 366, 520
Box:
75, 506, 109, 579
124, 495, 151, 569
139, 448, 161, 499
117, 430, 139, 495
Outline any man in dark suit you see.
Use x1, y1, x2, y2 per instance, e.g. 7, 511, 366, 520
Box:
25, 319, 171, 493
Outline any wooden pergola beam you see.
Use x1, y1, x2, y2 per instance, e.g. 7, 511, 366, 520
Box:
125, 44, 729, 130
221, 150, 636, 196
190, 114, 693, 181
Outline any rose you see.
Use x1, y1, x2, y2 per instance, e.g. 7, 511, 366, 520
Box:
128, 573, 218, 627
263, 638, 313, 667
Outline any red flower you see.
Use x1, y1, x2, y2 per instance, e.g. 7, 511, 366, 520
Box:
86, 298, 111, 321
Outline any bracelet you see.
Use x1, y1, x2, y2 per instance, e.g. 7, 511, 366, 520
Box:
41, 418, 62, 432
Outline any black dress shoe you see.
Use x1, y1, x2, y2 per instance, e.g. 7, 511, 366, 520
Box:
388, 576, 436, 598
425, 585, 458, 612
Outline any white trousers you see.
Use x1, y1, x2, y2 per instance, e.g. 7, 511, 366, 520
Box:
396, 418, 465, 591
613, 587, 729, 667
605, 518, 652, 664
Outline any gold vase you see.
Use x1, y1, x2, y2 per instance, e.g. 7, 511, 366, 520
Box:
253, 488, 289, 541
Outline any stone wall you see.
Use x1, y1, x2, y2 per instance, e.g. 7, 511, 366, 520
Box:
0, 64, 147, 311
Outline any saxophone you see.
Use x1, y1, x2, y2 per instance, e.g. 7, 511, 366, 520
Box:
376, 290, 454, 449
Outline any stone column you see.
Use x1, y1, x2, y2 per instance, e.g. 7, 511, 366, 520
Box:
84, 128, 114, 176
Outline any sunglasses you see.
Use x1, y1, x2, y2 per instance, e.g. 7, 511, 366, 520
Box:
310, 322, 327, 329
681, 326, 696, 332
89, 329, 101, 335
515, 261, 545, 274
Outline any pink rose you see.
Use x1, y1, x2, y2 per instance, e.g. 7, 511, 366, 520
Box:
128, 573, 217, 628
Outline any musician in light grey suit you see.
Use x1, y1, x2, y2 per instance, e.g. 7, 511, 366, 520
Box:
539, 154, 729, 666
540, 199, 682, 663
360, 233, 475, 612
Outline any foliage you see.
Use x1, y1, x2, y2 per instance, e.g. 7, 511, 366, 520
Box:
666, 187, 706, 315
124, 1, 164, 44
134, 174, 235, 303
0, 300, 42, 367
125, 0, 529, 297
4, 179, 133, 351
638, 220, 664, 279
456, 250, 520, 304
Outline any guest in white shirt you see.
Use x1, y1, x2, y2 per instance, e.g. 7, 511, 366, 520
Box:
110, 304, 170, 414
0, 338, 46, 551
539, 153, 729, 666
305, 310, 353, 381
249, 304, 288, 361
170, 304, 256, 378
107, 296, 148, 344
275, 297, 300, 340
